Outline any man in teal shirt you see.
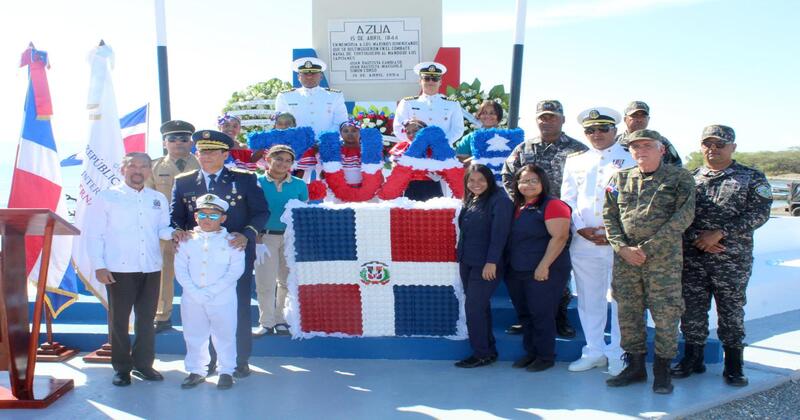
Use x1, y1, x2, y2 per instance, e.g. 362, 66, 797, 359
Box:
253, 145, 308, 336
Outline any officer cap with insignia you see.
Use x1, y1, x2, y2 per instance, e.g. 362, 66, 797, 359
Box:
292, 57, 326, 73
624, 101, 650, 116
701, 124, 735, 144
627, 129, 664, 144
195, 193, 229, 213
160, 120, 195, 137
413, 61, 447, 77
577, 107, 621, 127
536, 100, 564, 117
192, 129, 234, 151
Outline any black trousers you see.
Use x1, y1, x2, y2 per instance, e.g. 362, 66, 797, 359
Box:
210, 257, 254, 368
506, 266, 569, 361
404, 180, 443, 202
460, 263, 500, 358
106, 271, 160, 373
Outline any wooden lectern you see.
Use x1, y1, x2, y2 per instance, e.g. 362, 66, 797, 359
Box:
0, 209, 78, 408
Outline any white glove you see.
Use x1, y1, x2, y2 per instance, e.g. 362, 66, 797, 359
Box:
255, 243, 271, 265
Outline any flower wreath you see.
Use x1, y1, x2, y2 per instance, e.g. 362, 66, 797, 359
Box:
319, 128, 385, 202
378, 126, 465, 200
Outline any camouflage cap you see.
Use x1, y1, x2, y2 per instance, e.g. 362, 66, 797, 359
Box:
701, 124, 735, 144
267, 144, 296, 160
624, 101, 650, 116
627, 129, 663, 144
536, 100, 563, 117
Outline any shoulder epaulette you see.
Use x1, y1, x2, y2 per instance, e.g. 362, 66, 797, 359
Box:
441, 95, 458, 102
229, 167, 251, 175
567, 150, 587, 158
403, 95, 419, 101
324, 88, 341, 93
280, 88, 296, 93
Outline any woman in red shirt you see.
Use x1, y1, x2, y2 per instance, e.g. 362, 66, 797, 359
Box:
505, 164, 572, 372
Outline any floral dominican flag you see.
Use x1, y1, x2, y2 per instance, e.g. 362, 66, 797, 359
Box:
120, 104, 148, 153
282, 199, 467, 339
471, 128, 525, 184
8, 45, 79, 317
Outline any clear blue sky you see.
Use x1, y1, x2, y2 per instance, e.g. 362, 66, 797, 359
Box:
1, 0, 797, 164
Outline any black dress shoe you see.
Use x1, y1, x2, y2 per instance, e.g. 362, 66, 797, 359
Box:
512, 354, 537, 369
217, 374, 233, 390
113, 371, 131, 386
132, 367, 164, 381
232, 365, 250, 378
154, 320, 173, 334
181, 373, 205, 389
505, 324, 523, 335
455, 356, 494, 368
526, 359, 555, 372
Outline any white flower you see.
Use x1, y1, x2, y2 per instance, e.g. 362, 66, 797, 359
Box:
376, 119, 384, 126
380, 127, 386, 133
368, 122, 376, 128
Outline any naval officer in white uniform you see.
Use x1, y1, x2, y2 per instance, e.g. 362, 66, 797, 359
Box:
560, 107, 636, 377
393, 62, 465, 144
274, 57, 348, 137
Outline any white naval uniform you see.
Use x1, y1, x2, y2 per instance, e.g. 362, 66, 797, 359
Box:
274, 86, 348, 137
174, 227, 245, 376
392, 93, 465, 144
561, 141, 636, 361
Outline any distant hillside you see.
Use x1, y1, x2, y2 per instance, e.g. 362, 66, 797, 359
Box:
685, 147, 800, 176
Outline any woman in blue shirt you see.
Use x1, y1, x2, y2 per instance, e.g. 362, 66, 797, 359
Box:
506, 164, 572, 372
455, 164, 513, 368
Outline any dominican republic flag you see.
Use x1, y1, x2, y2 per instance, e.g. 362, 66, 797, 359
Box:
282, 199, 467, 339
471, 128, 525, 184
120, 104, 148, 153
8, 45, 79, 317
60, 104, 149, 167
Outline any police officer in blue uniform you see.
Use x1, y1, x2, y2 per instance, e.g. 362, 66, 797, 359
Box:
172, 130, 269, 379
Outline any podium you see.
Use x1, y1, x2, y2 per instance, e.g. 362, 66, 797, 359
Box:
0, 209, 78, 408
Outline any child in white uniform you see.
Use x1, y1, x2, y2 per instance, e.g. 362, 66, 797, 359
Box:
174, 193, 245, 390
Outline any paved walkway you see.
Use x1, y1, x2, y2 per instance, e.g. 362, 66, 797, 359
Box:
5, 311, 799, 419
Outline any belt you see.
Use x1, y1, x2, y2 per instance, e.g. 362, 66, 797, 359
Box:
267, 230, 285, 235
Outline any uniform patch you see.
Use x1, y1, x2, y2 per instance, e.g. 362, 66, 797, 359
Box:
755, 183, 772, 199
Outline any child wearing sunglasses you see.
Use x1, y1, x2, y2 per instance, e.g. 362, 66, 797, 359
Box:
174, 193, 245, 390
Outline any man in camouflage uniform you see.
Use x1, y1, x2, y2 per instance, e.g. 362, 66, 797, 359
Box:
671, 125, 772, 387
603, 129, 695, 394
501, 99, 588, 338
145, 120, 200, 333
616, 101, 683, 166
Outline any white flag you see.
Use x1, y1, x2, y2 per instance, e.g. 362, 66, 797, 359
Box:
71, 43, 126, 307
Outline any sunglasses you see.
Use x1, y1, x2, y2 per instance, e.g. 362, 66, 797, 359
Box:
197, 213, 222, 221
166, 134, 191, 143
584, 126, 612, 135
701, 140, 729, 149
422, 76, 441, 82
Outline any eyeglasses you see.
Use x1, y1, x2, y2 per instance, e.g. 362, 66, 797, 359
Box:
422, 76, 441, 82
166, 134, 191, 142
584, 126, 612, 135
197, 213, 222, 220
518, 178, 541, 185
701, 140, 729, 149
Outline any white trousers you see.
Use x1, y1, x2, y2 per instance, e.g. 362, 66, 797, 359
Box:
181, 293, 237, 375
572, 245, 622, 360
254, 234, 289, 327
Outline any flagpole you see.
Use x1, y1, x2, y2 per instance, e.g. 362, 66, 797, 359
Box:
155, 0, 170, 156
508, 0, 527, 129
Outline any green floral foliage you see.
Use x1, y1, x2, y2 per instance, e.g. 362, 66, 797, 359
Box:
446, 78, 510, 135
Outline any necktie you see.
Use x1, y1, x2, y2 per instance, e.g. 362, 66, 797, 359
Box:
208, 174, 217, 192
175, 159, 186, 171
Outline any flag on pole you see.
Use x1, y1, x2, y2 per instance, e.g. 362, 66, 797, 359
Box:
71, 42, 126, 307
120, 104, 148, 153
8, 45, 79, 317
59, 104, 151, 166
